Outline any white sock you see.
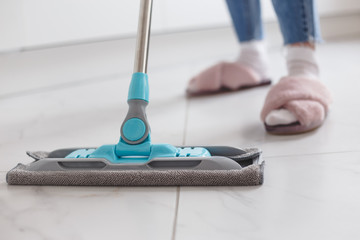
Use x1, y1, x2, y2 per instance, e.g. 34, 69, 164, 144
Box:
265, 46, 320, 126
237, 40, 269, 80
286, 46, 319, 79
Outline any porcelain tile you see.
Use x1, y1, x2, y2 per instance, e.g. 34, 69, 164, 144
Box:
175, 152, 360, 240
0, 28, 238, 98
0, 172, 177, 240
1, 29, 359, 240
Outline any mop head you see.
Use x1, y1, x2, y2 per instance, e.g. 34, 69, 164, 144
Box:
7, 147, 264, 186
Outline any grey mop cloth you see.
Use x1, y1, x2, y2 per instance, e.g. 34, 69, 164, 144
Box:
7, 163, 264, 186
6, 148, 264, 186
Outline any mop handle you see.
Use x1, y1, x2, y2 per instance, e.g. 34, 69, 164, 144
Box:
133, 0, 153, 74
119, 0, 153, 146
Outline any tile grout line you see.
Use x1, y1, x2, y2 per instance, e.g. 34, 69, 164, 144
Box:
171, 187, 180, 240
264, 149, 360, 159
0, 73, 124, 101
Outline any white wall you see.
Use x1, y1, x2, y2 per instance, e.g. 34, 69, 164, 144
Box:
1, 0, 360, 52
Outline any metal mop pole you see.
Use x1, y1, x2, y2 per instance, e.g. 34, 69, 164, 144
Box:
133, 0, 153, 74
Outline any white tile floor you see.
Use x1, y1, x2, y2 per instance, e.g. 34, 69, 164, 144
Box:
1, 28, 360, 240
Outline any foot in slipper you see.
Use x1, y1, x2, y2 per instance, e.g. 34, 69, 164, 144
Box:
261, 46, 333, 134
187, 40, 271, 96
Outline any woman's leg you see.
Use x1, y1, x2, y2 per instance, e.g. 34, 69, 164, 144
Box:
261, 0, 332, 133
272, 0, 321, 45
187, 0, 270, 95
225, 0, 263, 43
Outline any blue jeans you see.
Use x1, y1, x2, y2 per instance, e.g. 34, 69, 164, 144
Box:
225, 0, 322, 45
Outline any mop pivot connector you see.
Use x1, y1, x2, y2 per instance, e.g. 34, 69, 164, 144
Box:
121, 72, 150, 145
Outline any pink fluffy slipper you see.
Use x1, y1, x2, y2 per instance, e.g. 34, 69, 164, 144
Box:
187, 62, 271, 96
260, 76, 332, 134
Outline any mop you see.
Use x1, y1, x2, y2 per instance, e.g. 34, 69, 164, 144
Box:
7, 0, 264, 186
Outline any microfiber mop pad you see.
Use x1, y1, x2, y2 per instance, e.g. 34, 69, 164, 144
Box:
7, 148, 264, 186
